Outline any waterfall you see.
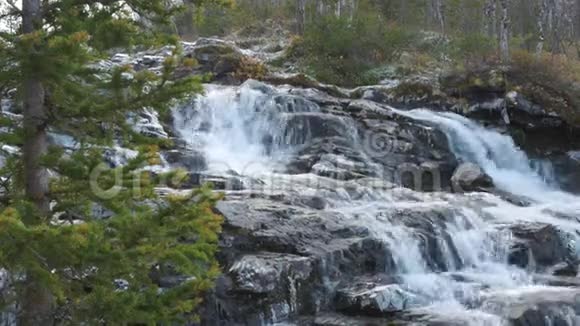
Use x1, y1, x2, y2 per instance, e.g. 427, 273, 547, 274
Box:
171, 81, 580, 325
398, 109, 576, 203
172, 82, 322, 174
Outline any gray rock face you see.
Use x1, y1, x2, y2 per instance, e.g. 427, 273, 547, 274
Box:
451, 163, 494, 192
229, 254, 312, 294
164, 78, 580, 325
505, 91, 566, 131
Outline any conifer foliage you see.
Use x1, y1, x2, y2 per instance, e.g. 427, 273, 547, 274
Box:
0, 0, 223, 324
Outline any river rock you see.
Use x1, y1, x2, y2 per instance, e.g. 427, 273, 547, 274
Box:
451, 163, 494, 192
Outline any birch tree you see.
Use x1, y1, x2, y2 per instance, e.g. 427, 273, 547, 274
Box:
499, 0, 511, 62
483, 0, 497, 37
296, 0, 306, 34
536, 0, 549, 56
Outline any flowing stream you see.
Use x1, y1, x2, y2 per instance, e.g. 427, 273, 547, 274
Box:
172, 82, 580, 325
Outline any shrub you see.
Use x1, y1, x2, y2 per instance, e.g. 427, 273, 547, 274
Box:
509, 49, 580, 125
300, 14, 415, 87
450, 33, 496, 65
234, 56, 268, 80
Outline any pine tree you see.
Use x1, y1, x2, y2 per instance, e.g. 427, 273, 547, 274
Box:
0, 0, 223, 324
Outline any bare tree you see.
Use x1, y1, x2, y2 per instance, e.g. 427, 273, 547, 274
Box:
316, 0, 324, 16
296, 0, 306, 35
499, 0, 511, 62
334, 0, 355, 20
536, 0, 549, 56
431, 0, 445, 34
483, 0, 497, 37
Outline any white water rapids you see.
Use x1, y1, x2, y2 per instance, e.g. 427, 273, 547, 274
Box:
172, 82, 580, 325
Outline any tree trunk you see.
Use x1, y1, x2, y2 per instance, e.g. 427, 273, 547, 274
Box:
483, 0, 497, 37
22, 0, 49, 215
399, 0, 408, 26
20, 280, 55, 326
20, 0, 54, 323
432, 0, 445, 35
536, 0, 548, 57
296, 0, 306, 35
316, 0, 326, 17
336, 0, 355, 20
499, 0, 511, 62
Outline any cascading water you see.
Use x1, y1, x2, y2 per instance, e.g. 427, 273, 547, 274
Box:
172, 82, 322, 174
171, 81, 580, 325
398, 109, 575, 203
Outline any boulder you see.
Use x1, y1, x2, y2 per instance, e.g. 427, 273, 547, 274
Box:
509, 223, 577, 271
451, 163, 494, 192
163, 149, 207, 172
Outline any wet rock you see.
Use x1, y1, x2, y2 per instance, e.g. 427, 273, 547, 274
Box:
287, 137, 377, 179
309, 313, 402, 326
463, 98, 507, 122
505, 91, 566, 131
398, 161, 456, 192
296, 196, 327, 210
346, 100, 396, 120
492, 190, 533, 207
509, 223, 577, 271
336, 282, 421, 316
229, 253, 312, 294
282, 113, 352, 145
130, 109, 168, 139
103, 147, 138, 167
550, 152, 580, 194
311, 154, 374, 181
482, 288, 580, 326
549, 262, 578, 277
508, 242, 531, 268
511, 308, 574, 326
451, 163, 494, 192
163, 149, 207, 171
202, 175, 245, 191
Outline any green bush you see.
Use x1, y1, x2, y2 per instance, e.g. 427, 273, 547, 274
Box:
450, 33, 496, 64
301, 14, 415, 87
